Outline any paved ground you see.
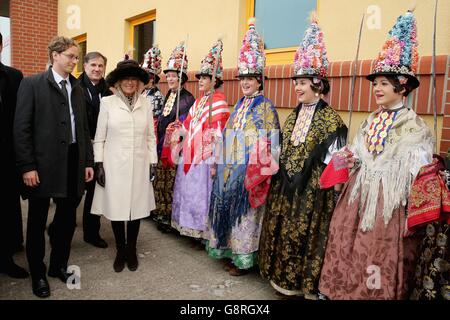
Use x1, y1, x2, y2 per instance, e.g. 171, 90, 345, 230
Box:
0, 199, 281, 300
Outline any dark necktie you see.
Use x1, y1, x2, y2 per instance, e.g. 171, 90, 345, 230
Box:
60, 80, 69, 103
90, 85, 101, 108
60, 80, 73, 143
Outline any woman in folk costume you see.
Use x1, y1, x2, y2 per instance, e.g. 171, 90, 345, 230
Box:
258, 14, 347, 300
318, 8, 434, 300
408, 149, 450, 300
171, 40, 230, 245
151, 43, 195, 233
206, 19, 280, 276
92, 58, 157, 272
141, 45, 164, 120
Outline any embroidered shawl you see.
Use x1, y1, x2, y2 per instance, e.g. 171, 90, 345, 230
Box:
407, 155, 450, 230
209, 95, 280, 247
278, 99, 347, 197
182, 90, 229, 173
348, 107, 434, 231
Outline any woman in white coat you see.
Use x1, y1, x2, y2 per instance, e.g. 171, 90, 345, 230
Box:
91, 59, 157, 272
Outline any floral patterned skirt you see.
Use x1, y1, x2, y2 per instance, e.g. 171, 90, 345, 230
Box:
410, 222, 449, 300
151, 160, 176, 226
258, 167, 336, 296
318, 173, 421, 300
206, 206, 264, 270
171, 160, 213, 240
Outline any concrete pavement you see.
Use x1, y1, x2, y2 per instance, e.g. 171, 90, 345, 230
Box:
0, 199, 281, 300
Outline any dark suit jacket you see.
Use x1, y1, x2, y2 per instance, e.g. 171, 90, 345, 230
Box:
14, 67, 94, 198
77, 72, 112, 139
0, 63, 23, 173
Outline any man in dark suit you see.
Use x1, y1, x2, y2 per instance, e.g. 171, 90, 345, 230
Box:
14, 36, 94, 298
0, 32, 29, 279
78, 52, 111, 249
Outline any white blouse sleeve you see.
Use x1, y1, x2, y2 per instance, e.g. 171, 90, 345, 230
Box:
409, 146, 433, 177
323, 138, 340, 165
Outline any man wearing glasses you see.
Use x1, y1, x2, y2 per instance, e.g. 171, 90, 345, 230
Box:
14, 36, 94, 298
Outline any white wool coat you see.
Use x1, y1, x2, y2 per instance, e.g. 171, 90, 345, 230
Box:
91, 94, 157, 221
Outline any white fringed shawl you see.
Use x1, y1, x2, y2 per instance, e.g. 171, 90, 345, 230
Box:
348, 108, 434, 232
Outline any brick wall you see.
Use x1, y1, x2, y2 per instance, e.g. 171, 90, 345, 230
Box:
440, 55, 450, 156
159, 55, 450, 155
10, 0, 58, 76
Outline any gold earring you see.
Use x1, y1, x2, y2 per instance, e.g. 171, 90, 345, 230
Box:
315, 92, 319, 97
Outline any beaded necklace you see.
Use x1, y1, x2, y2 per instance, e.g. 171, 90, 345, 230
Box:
290, 100, 319, 146
366, 104, 405, 154
162, 91, 177, 117
233, 92, 260, 130
191, 94, 210, 126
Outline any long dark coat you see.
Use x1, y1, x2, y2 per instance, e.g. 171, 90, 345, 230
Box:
0, 62, 22, 176
14, 67, 94, 199
77, 72, 111, 139
0, 62, 24, 254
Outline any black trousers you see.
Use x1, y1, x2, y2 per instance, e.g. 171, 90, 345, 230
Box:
26, 144, 81, 278
82, 179, 101, 239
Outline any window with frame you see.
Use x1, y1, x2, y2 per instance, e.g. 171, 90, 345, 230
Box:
246, 0, 319, 65
0, 0, 9, 17
128, 11, 156, 64
73, 34, 87, 77
0, 0, 11, 66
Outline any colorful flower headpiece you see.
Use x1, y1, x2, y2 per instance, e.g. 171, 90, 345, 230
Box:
164, 42, 188, 75
368, 7, 419, 89
142, 45, 162, 75
293, 12, 329, 79
197, 39, 223, 79
237, 18, 265, 77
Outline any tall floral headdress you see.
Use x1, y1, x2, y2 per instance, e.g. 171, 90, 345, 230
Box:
367, 6, 420, 90
292, 12, 329, 80
237, 18, 265, 77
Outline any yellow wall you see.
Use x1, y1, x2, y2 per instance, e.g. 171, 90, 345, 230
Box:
319, 0, 450, 61
59, 0, 450, 73
58, 0, 244, 74
58, 0, 447, 147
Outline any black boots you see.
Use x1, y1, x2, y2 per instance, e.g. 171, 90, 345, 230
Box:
111, 220, 140, 272
113, 245, 138, 272
125, 219, 140, 271
111, 221, 126, 273
126, 244, 138, 271
113, 247, 126, 272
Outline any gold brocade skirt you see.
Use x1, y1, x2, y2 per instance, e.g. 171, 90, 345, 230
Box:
151, 160, 176, 226
259, 167, 336, 296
